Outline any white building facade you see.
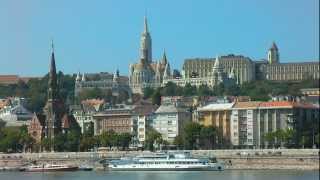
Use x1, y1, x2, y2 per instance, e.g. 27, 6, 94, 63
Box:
151, 103, 191, 142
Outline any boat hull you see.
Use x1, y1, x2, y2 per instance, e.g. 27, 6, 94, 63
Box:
25, 166, 79, 172
109, 167, 223, 171
108, 164, 224, 171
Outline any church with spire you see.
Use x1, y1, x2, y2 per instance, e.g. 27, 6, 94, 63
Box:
129, 17, 171, 94
28, 41, 74, 152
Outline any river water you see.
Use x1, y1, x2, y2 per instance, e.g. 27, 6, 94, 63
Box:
0, 170, 318, 180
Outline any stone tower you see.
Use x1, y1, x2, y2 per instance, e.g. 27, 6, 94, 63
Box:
43, 41, 65, 152
268, 42, 279, 64
212, 55, 224, 85
140, 16, 152, 64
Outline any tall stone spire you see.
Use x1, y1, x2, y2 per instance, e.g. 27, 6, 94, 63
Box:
45, 40, 64, 152
144, 16, 148, 33
213, 55, 223, 74
140, 16, 152, 64
161, 49, 167, 65
163, 62, 171, 80
48, 40, 58, 100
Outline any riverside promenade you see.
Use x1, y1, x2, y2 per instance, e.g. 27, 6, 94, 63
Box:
0, 149, 319, 170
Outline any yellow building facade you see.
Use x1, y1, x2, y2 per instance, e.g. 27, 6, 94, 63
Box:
197, 103, 234, 148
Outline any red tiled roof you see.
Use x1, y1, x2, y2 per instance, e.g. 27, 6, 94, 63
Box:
0, 75, 19, 84
233, 101, 261, 108
259, 101, 293, 107
0, 75, 38, 84
259, 101, 317, 109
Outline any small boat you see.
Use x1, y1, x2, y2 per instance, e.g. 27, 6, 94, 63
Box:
23, 163, 78, 172
108, 151, 224, 171
78, 164, 93, 171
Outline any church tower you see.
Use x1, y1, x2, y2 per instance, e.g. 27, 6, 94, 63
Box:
140, 16, 152, 64
44, 41, 65, 152
267, 42, 279, 64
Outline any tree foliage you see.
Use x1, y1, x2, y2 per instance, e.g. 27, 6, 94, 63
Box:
173, 122, 217, 150
141, 79, 319, 105
144, 127, 163, 151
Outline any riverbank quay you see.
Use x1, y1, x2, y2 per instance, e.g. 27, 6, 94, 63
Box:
0, 149, 318, 171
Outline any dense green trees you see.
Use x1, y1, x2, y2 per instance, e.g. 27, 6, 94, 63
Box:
264, 129, 295, 148
0, 72, 75, 113
172, 122, 217, 150
96, 131, 132, 151
0, 124, 34, 153
142, 79, 319, 104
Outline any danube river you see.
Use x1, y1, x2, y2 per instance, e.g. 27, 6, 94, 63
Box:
0, 170, 318, 180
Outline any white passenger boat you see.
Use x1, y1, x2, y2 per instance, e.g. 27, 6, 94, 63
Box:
108, 152, 224, 171
22, 163, 78, 172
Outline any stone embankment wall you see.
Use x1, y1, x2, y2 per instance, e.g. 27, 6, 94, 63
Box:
0, 149, 319, 170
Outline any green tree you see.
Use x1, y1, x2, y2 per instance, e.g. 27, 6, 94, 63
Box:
183, 83, 197, 96
0, 119, 6, 138
199, 126, 216, 149
117, 133, 132, 150
18, 125, 34, 152
224, 83, 240, 96
197, 84, 212, 96
143, 87, 155, 99
173, 135, 184, 150
41, 138, 51, 152
184, 122, 202, 150
65, 130, 81, 152
80, 136, 96, 152
315, 133, 320, 146
99, 131, 116, 149
54, 133, 67, 152
212, 83, 225, 96
0, 127, 20, 153
264, 132, 275, 148
145, 127, 163, 151
151, 89, 162, 105
161, 82, 183, 96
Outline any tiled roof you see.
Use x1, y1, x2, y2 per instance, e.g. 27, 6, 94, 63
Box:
0, 75, 36, 84
233, 101, 261, 109
155, 104, 189, 114
197, 103, 234, 111
0, 75, 19, 84
259, 101, 317, 109
132, 104, 158, 115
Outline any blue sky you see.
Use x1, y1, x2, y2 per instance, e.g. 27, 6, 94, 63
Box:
0, 0, 319, 76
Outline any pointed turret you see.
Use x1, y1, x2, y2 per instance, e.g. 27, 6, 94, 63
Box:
212, 55, 223, 74
143, 16, 148, 34
212, 55, 225, 85
81, 73, 86, 82
76, 71, 81, 82
229, 67, 236, 79
140, 16, 152, 63
161, 50, 167, 65
163, 62, 171, 79
268, 41, 279, 64
270, 41, 278, 50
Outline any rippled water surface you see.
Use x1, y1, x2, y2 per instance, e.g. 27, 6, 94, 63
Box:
0, 170, 318, 180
